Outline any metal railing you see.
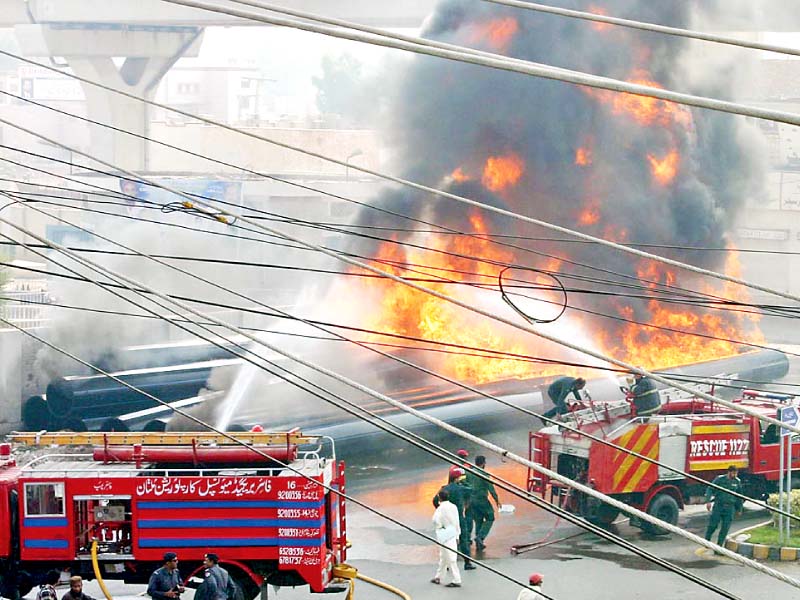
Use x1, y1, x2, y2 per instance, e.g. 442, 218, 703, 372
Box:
0, 281, 51, 328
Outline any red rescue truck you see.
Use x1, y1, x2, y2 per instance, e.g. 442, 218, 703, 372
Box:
528, 390, 799, 533
0, 431, 348, 597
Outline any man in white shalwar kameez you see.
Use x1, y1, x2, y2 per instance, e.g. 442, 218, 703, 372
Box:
431, 489, 462, 588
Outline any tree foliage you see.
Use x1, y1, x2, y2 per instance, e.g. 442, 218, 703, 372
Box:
312, 53, 377, 127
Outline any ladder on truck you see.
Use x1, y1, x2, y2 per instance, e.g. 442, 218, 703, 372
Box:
563, 398, 632, 431
8, 430, 318, 447
527, 432, 550, 497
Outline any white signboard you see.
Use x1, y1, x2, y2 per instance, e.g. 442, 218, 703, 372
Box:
736, 228, 789, 241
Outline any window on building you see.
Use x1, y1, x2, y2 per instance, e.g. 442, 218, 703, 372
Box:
24, 482, 65, 516
241, 79, 251, 89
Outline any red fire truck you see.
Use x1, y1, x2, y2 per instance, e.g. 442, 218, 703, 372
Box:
0, 431, 348, 598
528, 389, 799, 533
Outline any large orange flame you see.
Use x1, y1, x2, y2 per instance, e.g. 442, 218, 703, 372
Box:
351, 214, 575, 384
594, 258, 763, 370
584, 70, 692, 129
647, 149, 679, 186
482, 153, 525, 192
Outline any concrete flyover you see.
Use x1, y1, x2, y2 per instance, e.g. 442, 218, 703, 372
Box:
0, 0, 438, 28
0, 0, 438, 170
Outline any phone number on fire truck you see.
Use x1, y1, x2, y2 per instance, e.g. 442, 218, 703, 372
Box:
277, 490, 319, 500
278, 557, 322, 566
689, 438, 749, 458
277, 508, 319, 518
278, 528, 320, 538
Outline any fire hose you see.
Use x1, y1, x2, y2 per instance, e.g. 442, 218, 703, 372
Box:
90, 540, 114, 600
333, 565, 411, 600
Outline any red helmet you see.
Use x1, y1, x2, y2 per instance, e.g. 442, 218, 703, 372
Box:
250, 424, 264, 432
529, 573, 544, 585
456, 448, 469, 458
449, 466, 465, 480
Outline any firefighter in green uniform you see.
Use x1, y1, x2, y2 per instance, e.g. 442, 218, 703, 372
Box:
433, 466, 475, 570
466, 455, 501, 550
542, 376, 586, 420
630, 373, 661, 417
704, 465, 744, 546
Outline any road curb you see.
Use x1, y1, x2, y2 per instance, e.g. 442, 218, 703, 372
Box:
725, 521, 800, 561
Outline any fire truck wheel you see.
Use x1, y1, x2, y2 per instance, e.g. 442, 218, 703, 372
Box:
643, 493, 679, 536
594, 504, 620, 526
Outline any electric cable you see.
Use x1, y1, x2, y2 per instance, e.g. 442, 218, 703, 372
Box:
2, 121, 798, 444
4, 91, 794, 328
0, 216, 762, 597
8, 172, 800, 258
5, 176, 774, 321
7, 278, 800, 396
10, 201, 795, 524
1, 181, 789, 322
8, 193, 794, 366
498, 265, 567, 324
0, 314, 744, 600
1, 219, 793, 590
0, 316, 557, 597
481, 0, 800, 58
195, 0, 800, 129
2, 48, 800, 309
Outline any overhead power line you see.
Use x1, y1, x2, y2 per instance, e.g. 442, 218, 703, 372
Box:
2, 136, 799, 585
3, 113, 799, 443
3, 128, 792, 328
163, 0, 800, 127
154, 0, 800, 306
8, 260, 800, 394
2, 214, 794, 590
482, 0, 800, 58
2, 50, 797, 310
0, 311, 742, 600
0, 203, 743, 599
8, 188, 797, 368
7, 190, 797, 525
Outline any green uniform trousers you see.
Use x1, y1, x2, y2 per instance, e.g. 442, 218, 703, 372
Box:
469, 501, 495, 544
705, 503, 735, 546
